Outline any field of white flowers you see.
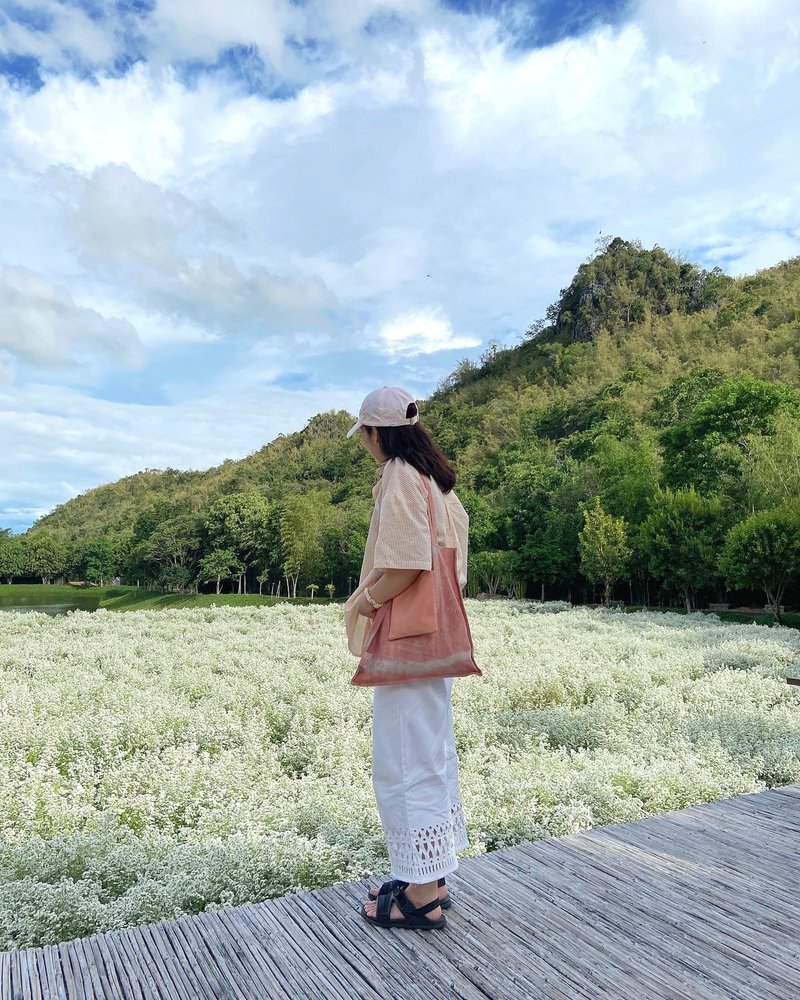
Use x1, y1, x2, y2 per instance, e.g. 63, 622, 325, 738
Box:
1, 600, 799, 950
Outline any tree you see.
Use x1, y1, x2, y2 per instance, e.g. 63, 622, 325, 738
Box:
318, 500, 370, 597
140, 507, 203, 588
469, 550, 519, 596
25, 532, 67, 585
739, 411, 800, 513
504, 453, 585, 599
578, 500, 631, 606
80, 538, 119, 586
640, 489, 728, 612
458, 488, 505, 552
198, 549, 242, 595
720, 506, 800, 623
586, 434, 661, 525
660, 374, 800, 495
325, 582, 336, 599
306, 583, 319, 599
518, 509, 580, 601
204, 492, 273, 594
0, 531, 24, 584
278, 492, 328, 598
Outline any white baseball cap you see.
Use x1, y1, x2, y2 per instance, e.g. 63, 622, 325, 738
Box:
346, 386, 420, 438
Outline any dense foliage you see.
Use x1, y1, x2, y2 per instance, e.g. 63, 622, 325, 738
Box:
4, 239, 800, 613
1, 601, 798, 949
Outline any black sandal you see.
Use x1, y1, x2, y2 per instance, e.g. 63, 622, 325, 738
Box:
367, 876, 452, 909
361, 887, 447, 930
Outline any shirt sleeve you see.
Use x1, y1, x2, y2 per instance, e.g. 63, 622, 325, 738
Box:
372, 460, 433, 572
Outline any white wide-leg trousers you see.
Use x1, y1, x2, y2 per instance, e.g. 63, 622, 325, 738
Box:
372, 676, 469, 884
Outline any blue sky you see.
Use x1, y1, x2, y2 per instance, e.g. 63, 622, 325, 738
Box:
1, 0, 799, 533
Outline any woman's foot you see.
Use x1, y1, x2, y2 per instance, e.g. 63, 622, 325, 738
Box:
367, 876, 450, 907
361, 884, 444, 929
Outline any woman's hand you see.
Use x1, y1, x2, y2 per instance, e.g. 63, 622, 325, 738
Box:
354, 593, 378, 618
352, 568, 422, 619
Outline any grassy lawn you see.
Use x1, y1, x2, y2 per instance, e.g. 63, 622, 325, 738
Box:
0, 584, 336, 613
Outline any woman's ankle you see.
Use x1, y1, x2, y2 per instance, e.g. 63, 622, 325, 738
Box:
404, 880, 439, 905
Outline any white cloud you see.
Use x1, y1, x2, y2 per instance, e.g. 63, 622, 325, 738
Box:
376, 308, 480, 356
0, 1, 119, 71
63, 163, 208, 270
0, 263, 143, 368
0, 64, 336, 184
145, 0, 293, 69
58, 163, 346, 340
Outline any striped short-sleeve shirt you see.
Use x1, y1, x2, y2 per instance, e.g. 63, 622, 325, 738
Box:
360, 457, 469, 589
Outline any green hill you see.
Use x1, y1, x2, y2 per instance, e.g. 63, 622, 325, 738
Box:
12, 238, 800, 609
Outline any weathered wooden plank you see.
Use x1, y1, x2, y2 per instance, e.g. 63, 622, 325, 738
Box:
244, 893, 385, 1000
357, 871, 554, 1000
492, 840, 726, 996
211, 904, 296, 1000
0, 953, 11, 1000
26, 950, 50, 1000
109, 926, 166, 999
464, 850, 706, 1000
71, 938, 108, 1000
134, 920, 197, 1000
174, 909, 262, 1000
56, 941, 88, 1000
579, 825, 800, 958
38, 944, 69, 1000
610, 809, 800, 916
422, 872, 615, 1000
158, 917, 238, 1000
710, 794, 800, 830
160, 918, 230, 1000
92, 931, 151, 1000
194, 905, 310, 1000
457, 853, 657, 1000
597, 820, 800, 925
653, 798, 800, 857
536, 828, 796, 1000
512, 834, 797, 1000
8, 948, 28, 1000
444, 869, 580, 1000
587, 803, 794, 873
704, 788, 800, 823
244, 893, 374, 1000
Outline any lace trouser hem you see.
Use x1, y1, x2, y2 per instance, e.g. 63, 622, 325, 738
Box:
386, 800, 469, 883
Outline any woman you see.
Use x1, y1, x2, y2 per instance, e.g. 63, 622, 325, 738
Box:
345, 386, 471, 931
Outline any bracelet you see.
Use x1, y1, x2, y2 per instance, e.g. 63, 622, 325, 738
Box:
364, 586, 384, 610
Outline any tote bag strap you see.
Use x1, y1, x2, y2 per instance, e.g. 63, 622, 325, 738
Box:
419, 471, 441, 560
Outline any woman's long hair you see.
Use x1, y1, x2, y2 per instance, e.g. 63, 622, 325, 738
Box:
368, 403, 456, 493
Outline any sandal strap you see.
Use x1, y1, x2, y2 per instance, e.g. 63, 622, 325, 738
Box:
380, 879, 409, 895
376, 888, 397, 921
395, 890, 442, 918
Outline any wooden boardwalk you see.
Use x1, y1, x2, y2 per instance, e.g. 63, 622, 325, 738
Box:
2, 784, 799, 999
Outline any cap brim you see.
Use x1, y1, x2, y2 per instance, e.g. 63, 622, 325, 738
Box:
346, 420, 362, 438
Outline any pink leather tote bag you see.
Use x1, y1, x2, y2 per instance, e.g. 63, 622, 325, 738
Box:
350, 473, 482, 687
